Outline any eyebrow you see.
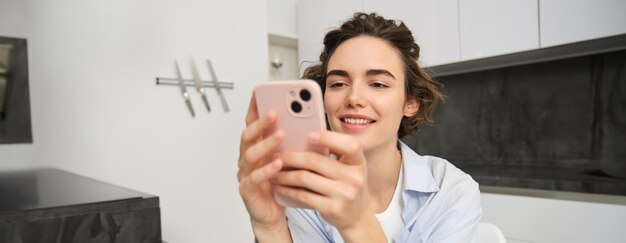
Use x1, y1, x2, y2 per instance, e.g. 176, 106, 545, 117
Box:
366, 69, 396, 79
326, 69, 396, 79
326, 69, 349, 77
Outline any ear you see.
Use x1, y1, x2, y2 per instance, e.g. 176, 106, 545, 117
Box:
404, 97, 419, 117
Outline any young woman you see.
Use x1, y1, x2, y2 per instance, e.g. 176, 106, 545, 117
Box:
237, 13, 481, 243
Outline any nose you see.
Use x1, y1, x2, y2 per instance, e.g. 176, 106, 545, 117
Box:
347, 84, 367, 108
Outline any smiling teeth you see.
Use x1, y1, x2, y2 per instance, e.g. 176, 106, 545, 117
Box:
343, 118, 372, 124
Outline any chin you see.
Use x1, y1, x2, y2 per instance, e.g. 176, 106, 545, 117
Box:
351, 134, 371, 150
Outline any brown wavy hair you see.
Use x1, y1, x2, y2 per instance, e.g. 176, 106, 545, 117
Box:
302, 12, 445, 138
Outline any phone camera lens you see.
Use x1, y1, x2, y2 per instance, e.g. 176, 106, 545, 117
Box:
291, 101, 302, 113
300, 89, 311, 101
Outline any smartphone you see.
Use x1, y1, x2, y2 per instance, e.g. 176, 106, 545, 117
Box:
254, 79, 328, 208
254, 79, 328, 156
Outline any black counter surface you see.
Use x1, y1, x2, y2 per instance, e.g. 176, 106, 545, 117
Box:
0, 168, 161, 243
458, 164, 626, 196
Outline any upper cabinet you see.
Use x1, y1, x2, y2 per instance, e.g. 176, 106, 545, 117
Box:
297, 0, 362, 71
298, 0, 460, 68
539, 0, 626, 47
363, 0, 461, 67
295, 0, 626, 69
459, 0, 539, 61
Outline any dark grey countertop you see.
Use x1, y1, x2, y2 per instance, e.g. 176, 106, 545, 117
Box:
0, 168, 155, 214
460, 164, 626, 197
0, 168, 162, 243
480, 185, 626, 206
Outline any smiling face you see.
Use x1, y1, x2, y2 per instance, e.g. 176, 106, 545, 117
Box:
324, 35, 418, 152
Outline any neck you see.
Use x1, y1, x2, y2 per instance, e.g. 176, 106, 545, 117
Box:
365, 140, 402, 213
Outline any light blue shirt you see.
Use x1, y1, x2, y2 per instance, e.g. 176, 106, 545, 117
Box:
285, 141, 482, 243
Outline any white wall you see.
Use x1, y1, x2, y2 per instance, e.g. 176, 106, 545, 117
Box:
0, 0, 37, 170
0, 1, 268, 242
268, 0, 299, 37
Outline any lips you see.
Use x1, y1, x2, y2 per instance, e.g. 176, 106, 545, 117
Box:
339, 114, 376, 132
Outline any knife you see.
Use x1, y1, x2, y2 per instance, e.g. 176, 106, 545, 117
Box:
175, 60, 195, 117
206, 59, 230, 112
190, 58, 211, 112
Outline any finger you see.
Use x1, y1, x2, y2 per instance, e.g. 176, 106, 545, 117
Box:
245, 93, 258, 126
240, 110, 277, 153
280, 151, 343, 180
272, 169, 345, 198
309, 131, 366, 165
248, 159, 283, 185
272, 184, 331, 210
241, 130, 284, 171
239, 159, 283, 200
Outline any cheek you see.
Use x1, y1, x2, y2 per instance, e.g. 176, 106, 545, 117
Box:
370, 93, 400, 107
371, 96, 406, 119
323, 92, 343, 113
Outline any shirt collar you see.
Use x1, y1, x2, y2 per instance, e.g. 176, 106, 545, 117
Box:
399, 141, 440, 193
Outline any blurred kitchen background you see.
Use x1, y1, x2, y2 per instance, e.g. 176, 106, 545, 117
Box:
1, 0, 625, 242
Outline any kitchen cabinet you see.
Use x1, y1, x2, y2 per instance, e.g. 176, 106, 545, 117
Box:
540, 0, 626, 48
298, 0, 459, 68
296, 0, 625, 70
459, 0, 539, 61
363, 0, 461, 66
297, 0, 362, 71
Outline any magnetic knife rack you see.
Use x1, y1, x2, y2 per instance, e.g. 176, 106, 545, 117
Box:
155, 77, 234, 89
156, 59, 234, 116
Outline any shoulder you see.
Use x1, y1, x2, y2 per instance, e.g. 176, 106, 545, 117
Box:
400, 141, 479, 198
426, 155, 480, 198
399, 142, 482, 241
412, 153, 481, 209
399, 141, 481, 219
424, 157, 483, 242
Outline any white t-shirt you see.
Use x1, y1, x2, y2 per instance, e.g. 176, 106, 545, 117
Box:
375, 165, 405, 243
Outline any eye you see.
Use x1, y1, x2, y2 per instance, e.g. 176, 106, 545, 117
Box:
327, 81, 347, 89
371, 82, 389, 89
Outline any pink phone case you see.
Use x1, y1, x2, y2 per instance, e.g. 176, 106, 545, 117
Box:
254, 80, 328, 208
254, 79, 328, 155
